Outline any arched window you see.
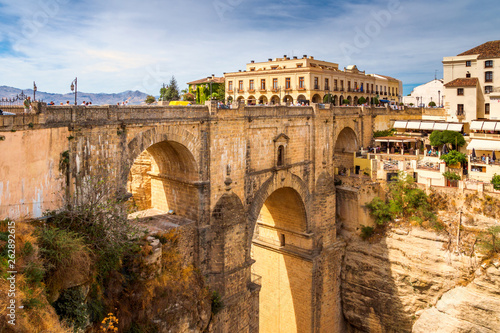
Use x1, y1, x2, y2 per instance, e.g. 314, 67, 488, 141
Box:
277, 145, 285, 166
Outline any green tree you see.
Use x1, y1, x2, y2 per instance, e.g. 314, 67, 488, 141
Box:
182, 92, 195, 101
428, 101, 436, 107
215, 84, 225, 101
372, 97, 379, 105
429, 130, 465, 149
343, 99, 350, 105
145, 95, 156, 104
491, 174, 500, 190
442, 171, 461, 181
479, 226, 500, 253
159, 76, 180, 102
440, 150, 467, 166
358, 96, 367, 104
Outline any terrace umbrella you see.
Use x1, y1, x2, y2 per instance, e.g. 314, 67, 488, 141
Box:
442, 144, 449, 154
493, 151, 497, 162
471, 148, 476, 159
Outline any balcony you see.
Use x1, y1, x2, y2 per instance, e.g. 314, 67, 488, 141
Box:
339, 88, 344, 92
238, 89, 244, 93
271, 88, 279, 92
259, 88, 267, 92
297, 86, 306, 91
314, 85, 320, 90
248, 89, 255, 93
456, 110, 465, 117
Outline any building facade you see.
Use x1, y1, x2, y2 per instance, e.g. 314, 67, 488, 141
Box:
187, 75, 225, 104
224, 55, 402, 106
443, 40, 500, 122
403, 79, 444, 107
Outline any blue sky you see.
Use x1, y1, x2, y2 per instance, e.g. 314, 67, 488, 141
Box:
0, 0, 498, 96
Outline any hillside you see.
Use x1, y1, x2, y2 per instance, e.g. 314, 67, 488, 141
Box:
0, 86, 150, 106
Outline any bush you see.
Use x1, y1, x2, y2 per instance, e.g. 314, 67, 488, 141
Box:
52, 287, 88, 331
366, 197, 392, 225
373, 128, 396, 138
342, 99, 350, 105
440, 150, 467, 166
429, 130, 465, 148
145, 95, 156, 105
360, 225, 375, 240
358, 97, 366, 104
491, 174, 500, 190
428, 101, 436, 107
443, 171, 461, 181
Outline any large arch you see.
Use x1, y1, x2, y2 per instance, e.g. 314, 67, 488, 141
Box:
259, 95, 268, 104
126, 127, 202, 222
248, 172, 312, 333
247, 95, 256, 105
334, 127, 359, 172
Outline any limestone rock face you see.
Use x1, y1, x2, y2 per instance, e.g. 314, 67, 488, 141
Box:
127, 150, 152, 211
342, 227, 478, 333
412, 264, 500, 332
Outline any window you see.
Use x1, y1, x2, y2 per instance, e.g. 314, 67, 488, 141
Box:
277, 145, 285, 166
466, 60, 471, 67
371, 84, 374, 93
279, 233, 285, 246
457, 88, 464, 96
238, 80, 243, 91
485, 60, 493, 68
296, 63, 303, 68
384, 86, 387, 94
457, 104, 464, 116
376, 85, 378, 93
249, 80, 254, 91
299, 77, 305, 89
354, 82, 357, 91
285, 77, 291, 89
485, 103, 490, 115
485, 71, 493, 82
466, 72, 471, 78
485, 86, 493, 94
273, 78, 278, 90
314, 77, 319, 89
325, 78, 329, 90
347, 81, 351, 91
228, 81, 233, 91
361, 83, 364, 92
334, 79, 338, 90
340, 80, 344, 91
261, 79, 266, 90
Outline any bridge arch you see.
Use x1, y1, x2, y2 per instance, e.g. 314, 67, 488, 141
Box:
334, 126, 359, 172
248, 172, 312, 333
126, 127, 202, 221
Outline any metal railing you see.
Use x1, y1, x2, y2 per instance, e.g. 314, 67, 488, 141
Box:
0, 91, 28, 106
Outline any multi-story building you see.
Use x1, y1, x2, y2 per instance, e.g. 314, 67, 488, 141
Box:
443, 40, 500, 182
224, 55, 402, 106
443, 40, 500, 122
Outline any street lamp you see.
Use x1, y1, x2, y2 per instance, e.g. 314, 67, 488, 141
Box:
33, 81, 37, 101
438, 90, 441, 107
70, 77, 77, 105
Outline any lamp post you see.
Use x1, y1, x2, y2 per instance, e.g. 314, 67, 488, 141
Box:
70, 77, 77, 105
438, 90, 441, 107
33, 81, 37, 101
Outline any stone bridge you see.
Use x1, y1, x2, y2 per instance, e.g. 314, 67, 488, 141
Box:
0, 102, 420, 332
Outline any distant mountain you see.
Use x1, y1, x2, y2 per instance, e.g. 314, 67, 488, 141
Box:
0, 86, 150, 106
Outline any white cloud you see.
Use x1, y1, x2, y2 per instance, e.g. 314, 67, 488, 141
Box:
0, 0, 498, 96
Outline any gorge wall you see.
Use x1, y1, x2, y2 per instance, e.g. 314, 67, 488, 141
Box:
337, 181, 500, 332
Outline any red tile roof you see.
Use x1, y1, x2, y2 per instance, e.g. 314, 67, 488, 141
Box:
187, 77, 224, 85
444, 78, 479, 87
458, 40, 500, 59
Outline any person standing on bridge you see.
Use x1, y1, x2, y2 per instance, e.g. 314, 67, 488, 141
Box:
23, 96, 31, 113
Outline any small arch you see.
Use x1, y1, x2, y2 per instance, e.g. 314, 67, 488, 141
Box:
297, 94, 307, 103
270, 95, 280, 105
258, 95, 268, 104
283, 95, 293, 105
332, 95, 338, 106
353, 96, 358, 105
237, 96, 245, 103
347, 96, 352, 105
339, 95, 344, 105
312, 94, 322, 103
247, 95, 256, 105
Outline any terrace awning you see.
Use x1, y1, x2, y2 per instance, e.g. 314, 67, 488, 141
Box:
406, 121, 421, 129
374, 136, 418, 143
447, 123, 464, 132
467, 139, 500, 151
393, 120, 408, 129
482, 122, 497, 131
470, 121, 484, 130
420, 122, 435, 130
433, 122, 448, 131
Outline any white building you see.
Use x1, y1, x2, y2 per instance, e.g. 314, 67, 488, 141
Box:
403, 79, 444, 107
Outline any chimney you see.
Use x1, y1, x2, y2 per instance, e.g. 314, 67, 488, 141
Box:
251, 60, 255, 63
303, 54, 307, 58
239, 70, 242, 72
268, 58, 272, 61
212, 74, 215, 79
309, 56, 314, 59
293, 56, 297, 59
